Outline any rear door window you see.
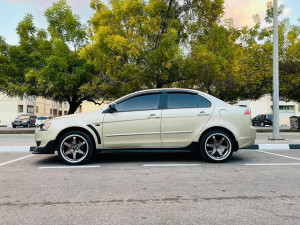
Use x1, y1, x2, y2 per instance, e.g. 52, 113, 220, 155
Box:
166, 93, 211, 109
198, 95, 212, 108
166, 93, 198, 109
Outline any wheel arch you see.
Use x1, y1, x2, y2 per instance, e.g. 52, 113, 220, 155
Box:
198, 126, 239, 151
53, 126, 97, 151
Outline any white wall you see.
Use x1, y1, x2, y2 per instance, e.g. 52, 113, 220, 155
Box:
0, 93, 19, 126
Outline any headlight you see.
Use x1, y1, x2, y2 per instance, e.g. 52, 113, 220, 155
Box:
39, 122, 51, 131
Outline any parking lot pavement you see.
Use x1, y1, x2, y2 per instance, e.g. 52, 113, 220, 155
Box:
0, 150, 299, 225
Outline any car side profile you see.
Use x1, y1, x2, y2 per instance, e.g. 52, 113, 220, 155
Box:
34, 89, 256, 164
12, 114, 37, 128
251, 114, 273, 127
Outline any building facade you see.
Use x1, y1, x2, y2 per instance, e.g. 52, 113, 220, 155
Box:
248, 94, 299, 125
0, 92, 69, 126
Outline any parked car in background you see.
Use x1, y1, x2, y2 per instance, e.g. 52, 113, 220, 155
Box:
34, 88, 256, 165
35, 116, 52, 126
251, 114, 273, 127
12, 114, 37, 128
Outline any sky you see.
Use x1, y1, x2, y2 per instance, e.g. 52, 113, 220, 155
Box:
0, 0, 299, 45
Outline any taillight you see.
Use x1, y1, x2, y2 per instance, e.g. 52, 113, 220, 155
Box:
244, 108, 251, 115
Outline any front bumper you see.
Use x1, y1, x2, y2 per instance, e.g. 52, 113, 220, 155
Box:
34, 128, 59, 154
33, 140, 55, 154
12, 121, 28, 126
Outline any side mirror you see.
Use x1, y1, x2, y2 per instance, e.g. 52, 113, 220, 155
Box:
108, 103, 117, 113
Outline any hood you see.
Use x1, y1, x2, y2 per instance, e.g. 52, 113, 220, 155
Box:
50, 109, 105, 121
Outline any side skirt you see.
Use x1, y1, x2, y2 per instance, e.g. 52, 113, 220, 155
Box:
96, 142, 199, 153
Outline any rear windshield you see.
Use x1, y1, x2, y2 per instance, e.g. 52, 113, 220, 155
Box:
17, 115, 30, 120
37, 117, 48, 120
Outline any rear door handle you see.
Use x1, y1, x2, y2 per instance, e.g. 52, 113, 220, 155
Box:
198, 111, 210, 116
147, 114, 160, 119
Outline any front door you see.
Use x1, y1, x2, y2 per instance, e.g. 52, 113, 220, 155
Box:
103, 92, 162, 149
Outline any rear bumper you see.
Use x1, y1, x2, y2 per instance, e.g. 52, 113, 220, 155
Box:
32, 140, 55, 154
237, 127, 256, 149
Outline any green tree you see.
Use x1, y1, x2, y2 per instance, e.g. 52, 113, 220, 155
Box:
278, 20, 300, 102
82, 0, 183, 97
26, 0, 110, 114
0, 0, 108, 114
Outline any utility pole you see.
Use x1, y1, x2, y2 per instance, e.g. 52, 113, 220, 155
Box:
271, 0, 283, 140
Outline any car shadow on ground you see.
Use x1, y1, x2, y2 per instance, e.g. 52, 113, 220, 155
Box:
33, 150, 248, 166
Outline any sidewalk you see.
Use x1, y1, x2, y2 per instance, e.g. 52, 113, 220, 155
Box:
0, 132, 299, 152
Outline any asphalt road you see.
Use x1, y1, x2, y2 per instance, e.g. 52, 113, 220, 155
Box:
0, 149, 300, 225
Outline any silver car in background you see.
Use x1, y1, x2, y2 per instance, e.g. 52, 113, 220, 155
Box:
35, 116, 52, 127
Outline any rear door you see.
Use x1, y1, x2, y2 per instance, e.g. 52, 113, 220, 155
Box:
161, 91, 213, 147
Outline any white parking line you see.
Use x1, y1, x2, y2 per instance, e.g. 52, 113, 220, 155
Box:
245, 163, 300, 166
0, 155, 34, 167
39, 165, 100, 169
257, 150, 300, 161
143, 164, 201, 167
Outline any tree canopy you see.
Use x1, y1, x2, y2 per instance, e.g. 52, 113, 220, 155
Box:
0, 0, 300, 115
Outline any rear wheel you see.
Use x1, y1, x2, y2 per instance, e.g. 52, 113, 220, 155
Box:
260, 122, 265, 127
199, 130, 234, 162
57, 131, 94, 165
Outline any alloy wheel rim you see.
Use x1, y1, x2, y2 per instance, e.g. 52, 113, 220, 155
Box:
60, 134, 89, 163
204, 133, 232, 161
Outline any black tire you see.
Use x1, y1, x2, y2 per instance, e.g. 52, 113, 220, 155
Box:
57, 131, 95, 165
12, 125, 16, 128
260, 122, 265, 127
199, 130, 234, 163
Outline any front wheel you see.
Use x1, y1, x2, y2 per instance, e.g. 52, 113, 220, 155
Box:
57, 131, 94, 165
199, 130, 234, 163
260, 122, 265, 127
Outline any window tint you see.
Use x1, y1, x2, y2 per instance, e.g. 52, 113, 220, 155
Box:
37, 117, 48, 120
167, 93, 198, 109
116, 94, 161, 112
198, 95, 211, 108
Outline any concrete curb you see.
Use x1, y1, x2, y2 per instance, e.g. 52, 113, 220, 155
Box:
0, 146, 36, 152
256, 129, 300, 133
241, 144, 300, 150
0, 144, 300, 153
0, 130, 35, 134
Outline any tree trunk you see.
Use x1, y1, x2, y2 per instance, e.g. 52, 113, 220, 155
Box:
67, 101, 82, 115
156, 83, 163, 88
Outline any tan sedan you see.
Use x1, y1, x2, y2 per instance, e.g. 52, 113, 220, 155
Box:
34, 88, 256, 164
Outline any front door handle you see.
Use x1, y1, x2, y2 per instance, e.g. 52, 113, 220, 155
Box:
198, 111, 210, 116
147, 114, 160, 119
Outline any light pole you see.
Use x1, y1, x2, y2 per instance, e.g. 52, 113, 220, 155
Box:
271, 0, 283, 140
